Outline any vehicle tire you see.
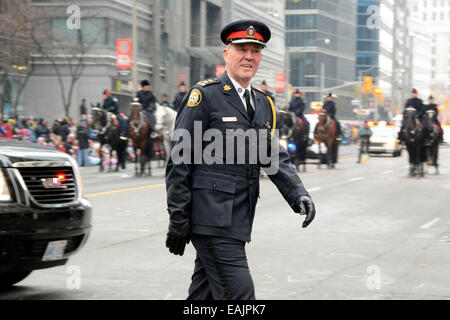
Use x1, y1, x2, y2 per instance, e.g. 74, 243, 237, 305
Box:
0, 271, 32, 288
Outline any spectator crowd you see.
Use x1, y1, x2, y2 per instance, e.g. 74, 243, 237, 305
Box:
0, 114, 100, 168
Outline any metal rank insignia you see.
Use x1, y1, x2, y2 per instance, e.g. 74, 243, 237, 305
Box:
197, 79, 215, 87
224, 85, 232, 91
187, 89, 202, 107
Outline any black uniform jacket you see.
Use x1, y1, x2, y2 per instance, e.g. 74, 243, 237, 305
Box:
165, 72, 309, 242
404, 97, 425, 120
425, 103, 439, 121
289, 97, 306, 118
103, 97, 119, 114
137, 90, 158, 113
323, 100, 336, 118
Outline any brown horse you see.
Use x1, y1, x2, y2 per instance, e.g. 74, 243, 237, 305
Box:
129, 101, 152, 176
316, 110, 339, 169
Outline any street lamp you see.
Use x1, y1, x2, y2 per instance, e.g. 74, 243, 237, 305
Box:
313, 38, 331, 99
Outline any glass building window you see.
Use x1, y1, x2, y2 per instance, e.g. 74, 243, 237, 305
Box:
286, 14, 316, 30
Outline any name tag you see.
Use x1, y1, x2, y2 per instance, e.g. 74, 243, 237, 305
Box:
222, 117, 238, 122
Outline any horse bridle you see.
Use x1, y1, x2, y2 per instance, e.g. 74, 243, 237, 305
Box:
131, 111, 145, 134
92, 108, 112, 136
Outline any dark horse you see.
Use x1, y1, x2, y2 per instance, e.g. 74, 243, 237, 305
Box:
425, 109, 441, 175
316, 110, 339, 169
278, 110, 309, 172
401, 107, 426, 177
129, 101, 153, 177
92, 107, 127, 172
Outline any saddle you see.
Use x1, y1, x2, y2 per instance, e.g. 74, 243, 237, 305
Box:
297, 117, 304, 131
109, 113, 120, 129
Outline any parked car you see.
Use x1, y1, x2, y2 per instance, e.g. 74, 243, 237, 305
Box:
0, 138, 92, 287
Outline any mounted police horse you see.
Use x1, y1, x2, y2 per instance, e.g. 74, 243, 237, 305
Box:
154, 102, 177, 166
277, 110, 309, 172
92, 107, 127, 172
129, 101, 153, 176
425, 109, 441, 175
316, 110, 339, 169
401, 107, 426, 177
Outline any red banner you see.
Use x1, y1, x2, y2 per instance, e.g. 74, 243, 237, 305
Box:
216, 66, 226, 77
116, 39, 132, 70
275, 73, 286, 93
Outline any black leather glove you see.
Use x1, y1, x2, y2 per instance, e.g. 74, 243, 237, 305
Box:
165, 214, 190, 256
295, 195, 316, 228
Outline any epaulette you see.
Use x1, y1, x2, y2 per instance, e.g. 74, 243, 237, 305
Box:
197, 78, 220, 87
252, 87, 270, 98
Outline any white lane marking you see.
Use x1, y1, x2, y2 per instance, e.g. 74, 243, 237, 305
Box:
420, 218, 441, 230
348, 177, 365, 182
308, 187, 322, 193
382, 170, 393, 174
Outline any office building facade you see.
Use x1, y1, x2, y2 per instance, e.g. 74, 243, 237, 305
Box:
285, 0, 357, 117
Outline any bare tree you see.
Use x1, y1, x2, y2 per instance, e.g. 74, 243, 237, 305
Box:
0, 0, 34, 119
15, 2, 107, 118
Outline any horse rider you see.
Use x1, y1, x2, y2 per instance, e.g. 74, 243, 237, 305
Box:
102, 89, 128, 140
314, 93, 342, 140
136, 80, 158, 130
261, 80, 275, 105
425, 95, 444, 143
289, 89, 310, 135
165, 19, 316, 300
399, 88, 430, 143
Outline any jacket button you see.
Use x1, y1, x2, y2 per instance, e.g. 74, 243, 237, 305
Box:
212, 183, 217, 189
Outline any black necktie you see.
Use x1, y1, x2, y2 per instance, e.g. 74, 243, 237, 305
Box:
244, 89, 254, 122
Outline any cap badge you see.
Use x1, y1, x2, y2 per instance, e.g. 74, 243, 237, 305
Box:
246, 26, 256, 38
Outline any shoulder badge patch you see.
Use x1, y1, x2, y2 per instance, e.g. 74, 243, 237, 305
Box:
187, 89, 202, 107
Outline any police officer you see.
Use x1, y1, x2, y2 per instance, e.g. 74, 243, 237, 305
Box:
289, 89, 310, 134
425, 95, 443, 143
173, 82, 188, 113
404, 88, 425, 119
102, 90, 127, 140
400, 88, 429, 142
136, 80, 157, 129
165, 19, 316, 300
314, 93, 342, 139
260, 80, 275, 105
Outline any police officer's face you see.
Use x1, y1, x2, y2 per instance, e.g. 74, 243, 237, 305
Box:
224, 43, 262, 85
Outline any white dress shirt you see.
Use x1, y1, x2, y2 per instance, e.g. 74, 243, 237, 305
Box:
228, 75, 255, 112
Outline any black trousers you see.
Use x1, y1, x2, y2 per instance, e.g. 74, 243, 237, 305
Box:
187, 235, 255, 300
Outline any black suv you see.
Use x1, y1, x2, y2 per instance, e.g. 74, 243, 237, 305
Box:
0, 138, 92, 287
